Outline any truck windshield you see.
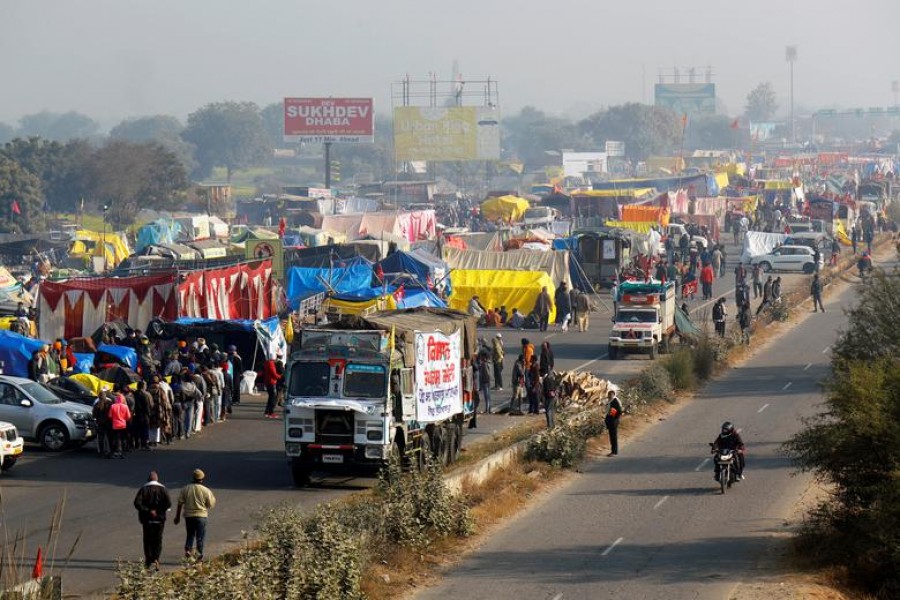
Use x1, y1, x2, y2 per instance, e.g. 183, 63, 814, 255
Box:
344, 363, 386, 398
616, 310, 657, 323
289, 362, 330, 397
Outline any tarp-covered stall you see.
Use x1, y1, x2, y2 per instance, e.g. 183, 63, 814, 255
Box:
377, 249, 449, 289
740, 231, 787, 263
38, 274, 178, 341
481, 196, 530, 222
443, 247, 572, 289
449, 270, 556, 323
0, 331, 47, 378
148, 316, 287, 368
285, 258, 373, 309
178, 260, 275, 321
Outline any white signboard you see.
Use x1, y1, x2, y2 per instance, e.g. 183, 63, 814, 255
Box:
414, 331, 462, 423
605, 141, 625, 157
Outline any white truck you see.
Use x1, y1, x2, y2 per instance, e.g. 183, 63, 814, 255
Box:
283, 308, 477, 486
608, 280, 676, 360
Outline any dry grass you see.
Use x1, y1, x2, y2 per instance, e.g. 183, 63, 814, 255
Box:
451, 417, 545, 469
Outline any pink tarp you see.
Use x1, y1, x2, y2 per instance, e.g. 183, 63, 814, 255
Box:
693, 197, 728, 218
322, 211, 436, 242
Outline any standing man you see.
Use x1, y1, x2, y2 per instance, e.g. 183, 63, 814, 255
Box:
227, 345, 243, 406
477, 351, 492, 414
534, 286, 553, 332
575, 290, 591, 332
262, 353, 283, 418
174, 469, 216, 561
604, 389, 624, 457
133, 471, 172, 570
811, 274, 825, 313
712, 298, 727, 338
490, 334, 504, 392
751, 263, 763, 299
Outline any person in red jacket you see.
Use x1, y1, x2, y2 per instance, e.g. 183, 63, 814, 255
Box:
262, 353, 283, 418
700, 263, 715, 300
108, 392, 132, 458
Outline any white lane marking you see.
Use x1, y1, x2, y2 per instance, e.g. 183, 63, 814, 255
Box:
804, 363, 812, 371
653, 496, 670, 510
551, 594, 564, 600
758, 403, 770, 413
695, 457, 710, 471
782, 382, 793, 390
574, 353, 608, 371
545, 333, 557, 340
822, 346, 831, 354
601, 537, 624, 556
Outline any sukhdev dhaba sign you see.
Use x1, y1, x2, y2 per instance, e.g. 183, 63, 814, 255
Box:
414, 331, 462, 422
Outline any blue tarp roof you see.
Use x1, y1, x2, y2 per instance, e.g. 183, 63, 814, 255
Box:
96, 343, 137, 369
286, 258, 374, 309
72, 352, 94, 375
331, 286, 448, 310
0, 331, 48, 379
135, 219, 182, 254
592, 174, 716, 197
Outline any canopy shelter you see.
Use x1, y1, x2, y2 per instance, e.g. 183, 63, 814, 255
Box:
96, 365, 141, 388
91, 320, 131, 348
443, 247, 572, 289
0, 330, 47, 378
147, 316, 287, 368
449, 269, 556, 323
135, 219, 182, 253
480, 196, 530, 222
376, 249, 449, 290
95, 343, 137, 369
284, 243, 382, 269
285, 257, 374, 310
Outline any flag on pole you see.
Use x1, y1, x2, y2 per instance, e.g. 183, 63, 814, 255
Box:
11, 200, 21, 215
681, 114, 689, 129
32, 546, 43, 579
730, 118, 740, 129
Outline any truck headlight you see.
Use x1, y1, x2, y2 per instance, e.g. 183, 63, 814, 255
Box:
366, 429, 383, 441
288, 428, 303, 438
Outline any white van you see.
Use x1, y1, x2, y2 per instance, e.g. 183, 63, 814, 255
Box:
0, 420, 24, 472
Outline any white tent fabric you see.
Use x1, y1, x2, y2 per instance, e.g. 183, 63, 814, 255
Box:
741, 231, 787, 263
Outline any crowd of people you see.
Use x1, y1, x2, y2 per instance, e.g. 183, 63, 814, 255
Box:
467, 281, 593, 333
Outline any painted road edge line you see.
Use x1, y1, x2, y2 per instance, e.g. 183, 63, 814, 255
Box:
695, 457, 710, 471
653, 496, 670, 510
601, 537, 624, 556
758, 403, 770, 413
804, 363, 812, 371
782, 382, 793, 390
551, 594, 564, 600
822, 345, 831, 354
574, 353, 608, 372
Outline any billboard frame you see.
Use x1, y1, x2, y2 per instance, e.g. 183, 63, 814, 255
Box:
283, 97, 375, 144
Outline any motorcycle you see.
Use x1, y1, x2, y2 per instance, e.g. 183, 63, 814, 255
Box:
710, 443, 739, 495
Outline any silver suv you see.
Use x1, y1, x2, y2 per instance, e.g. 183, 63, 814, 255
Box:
0, 376, 96, 451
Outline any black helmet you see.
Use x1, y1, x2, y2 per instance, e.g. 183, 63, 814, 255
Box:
721, 421, 734, 436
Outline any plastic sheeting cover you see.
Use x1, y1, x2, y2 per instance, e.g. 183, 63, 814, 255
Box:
740, 232, 787, 263
286, 262, 373, 308
442, 247, 572, 289
449, 269, 556, 323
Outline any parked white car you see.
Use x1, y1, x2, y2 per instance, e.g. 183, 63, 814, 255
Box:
0, 420, 24, 472
750, 245, 822, 273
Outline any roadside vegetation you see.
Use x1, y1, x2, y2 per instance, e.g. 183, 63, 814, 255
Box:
785, 268, 900, 599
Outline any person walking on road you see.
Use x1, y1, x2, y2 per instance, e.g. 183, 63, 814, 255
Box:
538, 341, 554, 377
575, 289, 591, 332
133, 471, 172, 570
526, 360, 542, 415
756, 276, 774, 316
509, 354, 526, 416
700, 263, 715, 300
534, 286, 553, 332
543, 371, 559, 429
554, 282, 571, 331
751, 263, 763, 299
477, 351, 492, 414
605, 389, 624, 456
712, 298, 727, 338
174, 469, 216, 561
491, 334, 504, 391
738, 301, 752, 345
262, 353, 283, 418
811, 274, 826, 313
108, 391, 132, 459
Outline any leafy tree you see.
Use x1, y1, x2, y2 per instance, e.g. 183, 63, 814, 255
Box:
0, 155, 45, 233
332, 113, 394, 183
687, 115, 739, 150
744, 83, 778, 122
1, 137, 93, 212
502, 107, 580, 169
578, 103, 680, 162
260, 102, 286, 148
110, 115, 196, 171
0, 123, 14, 144
18, 110, 100, 141
785, 272, 900, 597
182, 101, 271, 181
87, 140, 189, 227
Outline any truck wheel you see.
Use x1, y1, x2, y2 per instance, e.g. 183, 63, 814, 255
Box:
649, 342, 658, 360
448, 423, 462, 463
661, 335, 670, 354
416, 431, 431, 472
608, 345, 618, 360
291, 461, 310, 487
431, 427, 449, 467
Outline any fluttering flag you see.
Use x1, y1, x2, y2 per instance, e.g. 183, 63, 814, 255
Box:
730, 118, 740, 129
32, 546, 43, 579
681, 114, 689, 129
11, 200, 21, 215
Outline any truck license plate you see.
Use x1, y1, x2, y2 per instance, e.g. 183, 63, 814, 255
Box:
322, 454, 344, 464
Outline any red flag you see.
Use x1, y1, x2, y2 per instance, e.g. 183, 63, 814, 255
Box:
32, 547, 43, 579
392, 285, 405, 302
278, 217, 286, 238
11, 200, 21, 215
730, 118, 740, 129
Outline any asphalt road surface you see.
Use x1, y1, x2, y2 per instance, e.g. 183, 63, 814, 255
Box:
0, 239, 805, 598
416, 263, 879, 600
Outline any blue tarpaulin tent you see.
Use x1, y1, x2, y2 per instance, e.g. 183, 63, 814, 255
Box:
96, 344, 137, 369
135, 219, 182, 254
72, 352, 94, 374
0, 331, 48, 378
377, 250, 447, 285
286, 258, 373, 309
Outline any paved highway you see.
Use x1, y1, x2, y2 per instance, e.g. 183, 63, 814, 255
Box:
416, 265, 873, 599
0, 240, 801, 598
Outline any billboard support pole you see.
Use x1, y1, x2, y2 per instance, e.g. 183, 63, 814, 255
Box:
324, 142, 332, 189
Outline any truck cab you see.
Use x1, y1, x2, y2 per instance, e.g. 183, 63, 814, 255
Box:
608, 281, 676, 360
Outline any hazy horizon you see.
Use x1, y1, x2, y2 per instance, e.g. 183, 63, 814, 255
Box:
2, 0, 898, 130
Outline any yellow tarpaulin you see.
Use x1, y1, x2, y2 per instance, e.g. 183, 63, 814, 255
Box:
714, 172, 729, 190
321, 295, 397, 318
449, 269, 556, 323
834, 221, 852, 246
70, 373, 114, 396
69, 230, 130, 268
481, 196, 530, 222
605, 221, 657, 234
763, 180, 794, 190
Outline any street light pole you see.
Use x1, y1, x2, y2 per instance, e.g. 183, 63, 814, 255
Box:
786, 45, 797, 144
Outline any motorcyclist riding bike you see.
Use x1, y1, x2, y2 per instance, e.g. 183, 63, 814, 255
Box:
711, 421, 745, 482
857, 252, 873, 279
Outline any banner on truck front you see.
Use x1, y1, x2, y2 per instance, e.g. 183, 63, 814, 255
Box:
414, 330, 462, 422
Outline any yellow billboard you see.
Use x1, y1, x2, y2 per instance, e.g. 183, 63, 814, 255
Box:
393, 106, 500, 161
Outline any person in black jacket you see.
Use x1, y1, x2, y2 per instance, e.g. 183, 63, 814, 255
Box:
712, 298, 727, 337
605, 389, 624, 456
711, 421, 745, 481
227, 345, 243, 405
133, 471, 173, 569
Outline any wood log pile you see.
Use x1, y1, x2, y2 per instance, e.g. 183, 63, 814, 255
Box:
556, 370, 616, 413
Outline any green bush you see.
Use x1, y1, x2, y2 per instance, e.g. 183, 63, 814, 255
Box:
691, 335, 720, 381
524, 412, 605, 469
664, 349, 697, 391
632, 362, 675, 402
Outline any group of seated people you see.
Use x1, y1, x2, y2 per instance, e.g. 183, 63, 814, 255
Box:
467, 296, 531, 329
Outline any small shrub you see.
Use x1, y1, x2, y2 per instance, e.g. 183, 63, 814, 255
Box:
664, 349, 697, 391
767, 298, 792, 322
524, 418, 588, 468
633, 362, 675, 402
692, 335, 720, 381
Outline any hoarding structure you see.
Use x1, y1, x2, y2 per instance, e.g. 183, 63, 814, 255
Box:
283, 98, 374, 144
393, 106, 500, 161
654, 83, 716, 116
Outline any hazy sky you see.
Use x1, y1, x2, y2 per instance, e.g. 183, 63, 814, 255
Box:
2, 0, 899, 129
